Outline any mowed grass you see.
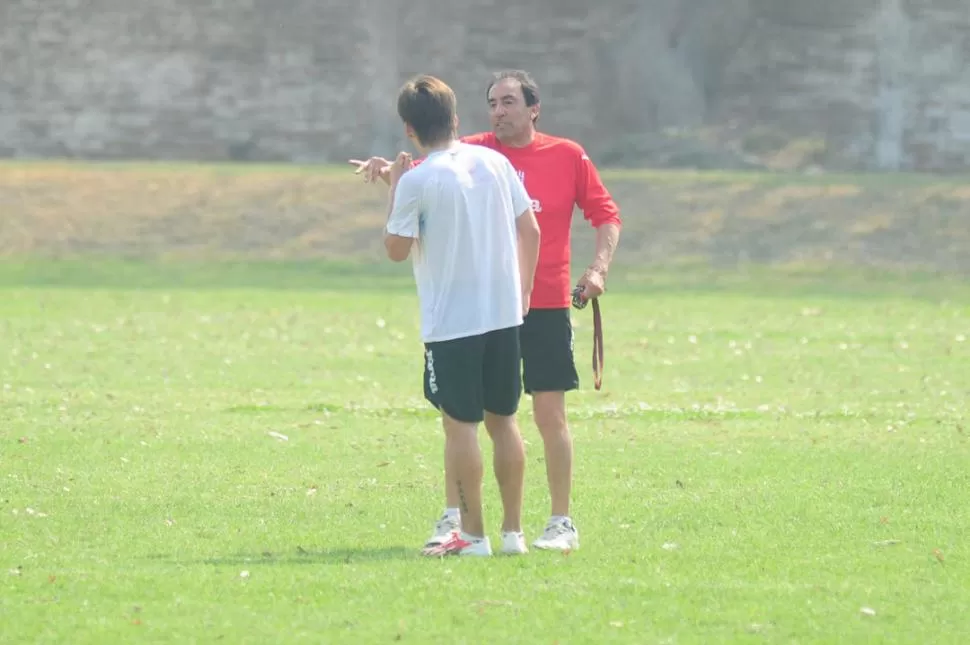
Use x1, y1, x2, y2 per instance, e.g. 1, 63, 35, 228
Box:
2, 260, 969, 644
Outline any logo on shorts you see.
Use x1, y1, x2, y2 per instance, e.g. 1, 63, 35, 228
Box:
425, 348, 438, 394
516, 170, 525, 182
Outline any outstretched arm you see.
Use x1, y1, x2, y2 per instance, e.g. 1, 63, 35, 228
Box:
351, 148, 435, 186
383, 152, 419, 262
349, 157, 393, 185
350, 134, 480, 186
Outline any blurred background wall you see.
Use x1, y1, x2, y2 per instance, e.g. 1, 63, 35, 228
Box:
2, 0, 969, 171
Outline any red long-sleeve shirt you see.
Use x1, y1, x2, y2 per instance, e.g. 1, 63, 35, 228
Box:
459, 132, 622, 309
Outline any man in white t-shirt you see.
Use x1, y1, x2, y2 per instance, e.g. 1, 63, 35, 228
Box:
382, 74, 542, 557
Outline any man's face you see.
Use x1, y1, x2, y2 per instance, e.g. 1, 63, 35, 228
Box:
487, 78, 537, 144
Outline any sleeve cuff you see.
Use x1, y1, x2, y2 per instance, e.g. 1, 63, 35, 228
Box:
592, 215, 622, 229
385, 222, 417, 238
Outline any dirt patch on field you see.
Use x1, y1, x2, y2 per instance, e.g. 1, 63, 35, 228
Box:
603, 174, 970, 273
2, 162, 969, 272
0, 164, 390, 260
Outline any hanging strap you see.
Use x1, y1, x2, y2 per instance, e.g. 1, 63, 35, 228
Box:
590, 297, 603, 390
572, 285, 605, 391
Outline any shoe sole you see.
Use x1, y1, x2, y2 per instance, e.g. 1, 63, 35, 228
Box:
532, 541, 579, 551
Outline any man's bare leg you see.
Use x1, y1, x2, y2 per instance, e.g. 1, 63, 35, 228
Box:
442, 411, 485, 537
421, 445, 462, 550
532, 391, 572, 517
443, 447, 461, 510
531, 390, 580, 550
483, 411, 525, 533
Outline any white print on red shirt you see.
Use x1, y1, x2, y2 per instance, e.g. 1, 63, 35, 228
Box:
515, 169, 543, 213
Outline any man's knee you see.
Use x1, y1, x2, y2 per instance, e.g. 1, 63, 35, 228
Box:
483, 411, 519, 438
532, 391, 567, 435
441, 409, 481, 436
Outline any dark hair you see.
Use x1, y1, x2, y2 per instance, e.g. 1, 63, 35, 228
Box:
485, 69, 541, 122
396, 75, 457, 147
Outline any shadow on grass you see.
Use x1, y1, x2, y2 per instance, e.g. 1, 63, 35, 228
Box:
152, 546, 419, 567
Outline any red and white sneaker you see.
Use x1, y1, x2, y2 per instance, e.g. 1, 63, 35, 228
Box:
423, 512, 460, 550
421, 530, 492, 557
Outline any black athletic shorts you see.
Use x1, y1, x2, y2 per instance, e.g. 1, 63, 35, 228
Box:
422, 325, 522, 423
519, 307, 580, 394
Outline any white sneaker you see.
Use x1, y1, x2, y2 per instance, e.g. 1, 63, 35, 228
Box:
423, 512, 460, 549
532, 517, 580, 551
500, 531, 528, 555
458, 534, 492, 557
421, 530, 492, 557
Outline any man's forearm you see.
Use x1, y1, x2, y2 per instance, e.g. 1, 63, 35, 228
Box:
591, 222, 621, 273
383, 182, 398, 233
518, 230, 540, 295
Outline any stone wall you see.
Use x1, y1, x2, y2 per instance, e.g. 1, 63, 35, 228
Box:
717, 0, 970, 171
1, 0, 969, 170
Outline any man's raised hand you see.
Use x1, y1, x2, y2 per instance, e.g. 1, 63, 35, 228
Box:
348, 156, 391, 184
388, 151, 412, 185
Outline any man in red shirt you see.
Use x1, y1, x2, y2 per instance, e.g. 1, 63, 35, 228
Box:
351, 69, 622, 552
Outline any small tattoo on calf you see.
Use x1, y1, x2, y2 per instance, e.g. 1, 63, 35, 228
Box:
457, 480, 469, 514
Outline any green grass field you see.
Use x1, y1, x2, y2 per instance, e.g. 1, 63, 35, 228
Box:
2, 259, 968, 644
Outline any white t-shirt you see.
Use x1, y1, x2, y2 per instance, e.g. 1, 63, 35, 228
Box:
385, 141, 533, 343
